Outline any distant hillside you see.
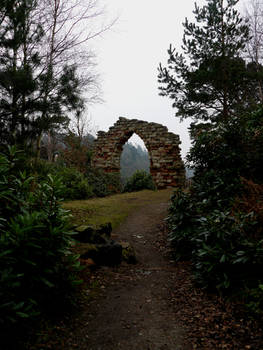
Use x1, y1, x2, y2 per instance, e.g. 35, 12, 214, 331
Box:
120, 143, 150, 182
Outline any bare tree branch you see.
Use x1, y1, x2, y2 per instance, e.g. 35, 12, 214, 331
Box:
244, 0, 263, 101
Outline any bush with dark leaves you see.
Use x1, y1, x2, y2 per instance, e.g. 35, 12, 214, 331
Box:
0, 147, 81, 336
123, 170, 156, 192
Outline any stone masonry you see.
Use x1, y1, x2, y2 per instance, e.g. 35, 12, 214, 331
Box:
92, 117, 185, 189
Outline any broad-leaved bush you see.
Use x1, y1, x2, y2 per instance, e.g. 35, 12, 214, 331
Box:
123, 170, 156, 192
0, 147, 81, 337
168, 109, 263, 314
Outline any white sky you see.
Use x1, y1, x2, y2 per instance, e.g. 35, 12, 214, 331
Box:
89, 0, 246, 159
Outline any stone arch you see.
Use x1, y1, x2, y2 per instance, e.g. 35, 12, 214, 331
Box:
92, 117, 185, 189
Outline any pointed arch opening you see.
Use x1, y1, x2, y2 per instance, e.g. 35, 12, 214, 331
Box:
120, 133, 150, 184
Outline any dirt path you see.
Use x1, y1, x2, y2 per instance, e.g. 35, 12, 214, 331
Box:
28, 191, 191, 350
81, 200, 188, 350
26, 190, 263, 350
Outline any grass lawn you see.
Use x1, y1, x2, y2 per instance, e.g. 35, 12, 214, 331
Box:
63, 189, 173, 229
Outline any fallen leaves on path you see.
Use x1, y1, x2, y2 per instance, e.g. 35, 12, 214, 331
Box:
157, 224, 263, 350
167, 261, 263, 349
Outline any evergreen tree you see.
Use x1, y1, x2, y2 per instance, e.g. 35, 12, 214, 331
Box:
158, 0, 257, 123
0, 1, 86, 149
0, 0, 43, 146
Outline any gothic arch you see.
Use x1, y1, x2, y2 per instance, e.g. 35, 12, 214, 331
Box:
92, 117, 185, 189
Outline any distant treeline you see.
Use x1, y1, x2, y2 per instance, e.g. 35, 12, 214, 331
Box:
120, 143, 150, 182
120, 142, 194, 181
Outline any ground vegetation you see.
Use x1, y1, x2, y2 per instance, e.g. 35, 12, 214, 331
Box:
159, 0, 263, 315
0, 147, 82, 348
123, 170, 156, 193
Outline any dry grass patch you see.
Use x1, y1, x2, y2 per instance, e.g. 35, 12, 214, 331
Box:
63, 189, 173, 228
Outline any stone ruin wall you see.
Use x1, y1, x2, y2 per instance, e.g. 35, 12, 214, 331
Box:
92, 117, 185, 189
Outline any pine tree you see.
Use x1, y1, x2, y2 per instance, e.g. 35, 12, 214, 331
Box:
158, 0, 256, 123
0, 0, 43, 146
0, 0, 113, 151
0, 1, 88, 149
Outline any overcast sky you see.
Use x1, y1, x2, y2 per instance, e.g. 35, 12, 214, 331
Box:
90, 0, 246, 159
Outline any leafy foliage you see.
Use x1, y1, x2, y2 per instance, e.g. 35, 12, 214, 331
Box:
188, 109, 263, 184
27, 158, 121, 200
167, 189, 198, 261
168, 186, 263, 295
193, 209, 263, 291
0, 147, 81, 335
158, 0, 260, 122
160, 1, 263, 313
245, 283, 263, 315
167, 109, 263, 314
123, 170, 156, 192
85, 168, 121, 197
56, 167, 93, 200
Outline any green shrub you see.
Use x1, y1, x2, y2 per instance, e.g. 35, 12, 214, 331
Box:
192, 210, 263, 292
85, 168, 121, 197
0, 147, 81, 337
188, 110, 263, 186
245, 283, 263, 316
167, 189, 199, 261
27, 159, 93, 200
123, 170, 156, 192
57, 166, 93, 200
166, 98, 263, 317
26, 158, 57, 180
166, 112, 263, 296
27, 159, 121, 199
168, 178, 263, 299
